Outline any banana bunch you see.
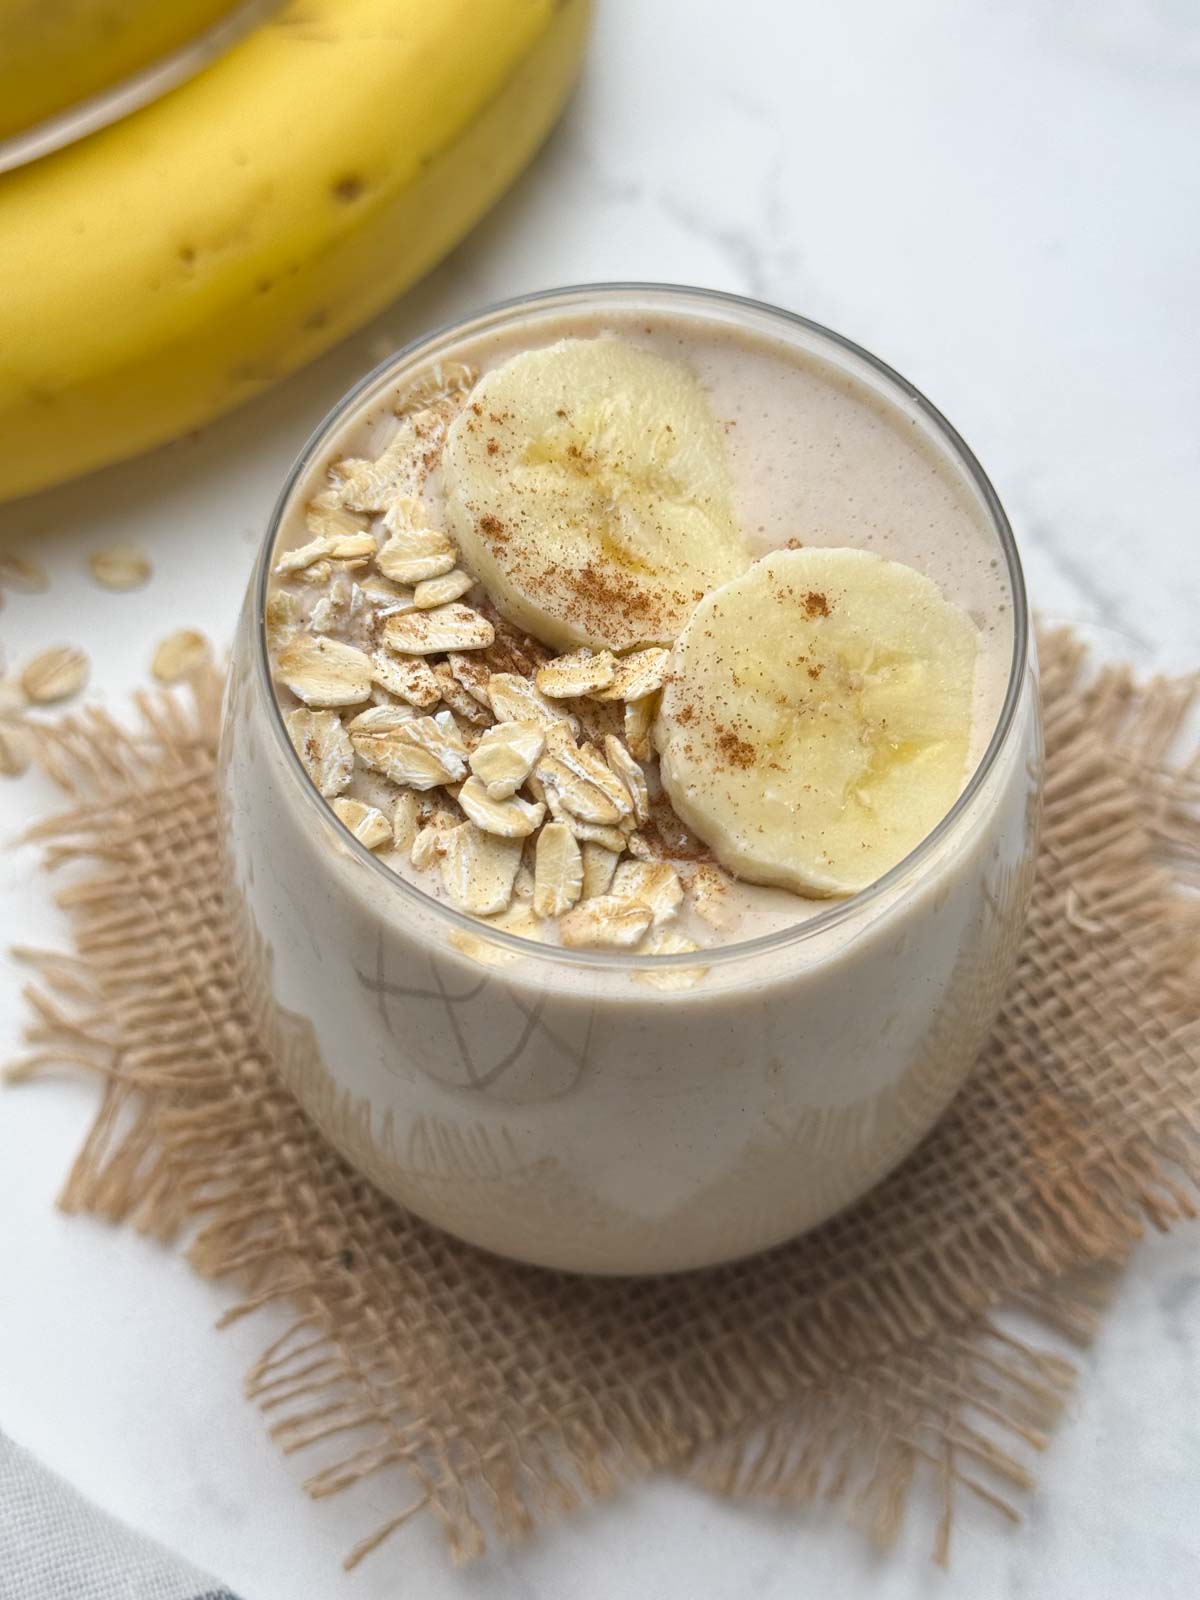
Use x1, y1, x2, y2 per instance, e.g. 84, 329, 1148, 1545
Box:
442, 337, 980, 897
0, 0, 590, 502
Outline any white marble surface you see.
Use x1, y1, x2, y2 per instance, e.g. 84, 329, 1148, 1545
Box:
2, 1, 1199, 1594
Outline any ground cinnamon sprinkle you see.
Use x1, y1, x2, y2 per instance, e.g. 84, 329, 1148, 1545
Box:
640, 792, 713, 862
715, 726, 755, 768
565, 561, 659, 629
474, 605, 554, 676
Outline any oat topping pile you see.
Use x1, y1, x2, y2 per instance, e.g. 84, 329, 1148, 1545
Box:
267, 363, 735, 973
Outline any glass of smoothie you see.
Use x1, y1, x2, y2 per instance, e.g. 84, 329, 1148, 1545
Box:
218, 284, 1040, 1275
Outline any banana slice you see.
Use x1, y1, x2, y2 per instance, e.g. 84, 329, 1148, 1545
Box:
655, 549, 979, 897
441, 337, 749, 653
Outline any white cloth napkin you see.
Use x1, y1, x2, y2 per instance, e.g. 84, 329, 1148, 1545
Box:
1, 1430, 238, 1600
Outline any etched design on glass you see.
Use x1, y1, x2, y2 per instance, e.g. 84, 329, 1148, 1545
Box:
355, 931, 594, 1103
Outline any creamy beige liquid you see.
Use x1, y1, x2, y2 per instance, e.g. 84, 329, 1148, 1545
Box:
268, 309, 1014, 945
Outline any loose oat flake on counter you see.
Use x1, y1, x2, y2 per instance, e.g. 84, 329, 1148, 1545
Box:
21, 645, 89, 704
89, 544, 152, 590
151, 629, 211, 684
0, 549, 50, 594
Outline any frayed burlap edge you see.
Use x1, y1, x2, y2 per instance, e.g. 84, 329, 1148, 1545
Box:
5, 628, 1198, 1569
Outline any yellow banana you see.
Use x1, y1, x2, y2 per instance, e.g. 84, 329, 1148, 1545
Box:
0, 0, 244, 142
0, 0, 591, 502
656, 548, 980, 897
442, 337, 752, 652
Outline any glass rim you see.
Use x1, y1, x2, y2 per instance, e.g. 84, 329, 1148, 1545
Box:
252, 281, 1030, 971
0, 0, 282, 175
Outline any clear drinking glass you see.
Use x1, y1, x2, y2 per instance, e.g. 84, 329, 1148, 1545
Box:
218, 285, 1041, 1275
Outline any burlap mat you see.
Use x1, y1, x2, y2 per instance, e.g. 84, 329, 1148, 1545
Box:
7, 627, 1199, 1571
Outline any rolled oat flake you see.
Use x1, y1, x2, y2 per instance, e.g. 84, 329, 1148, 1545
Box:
21, 645, 89, 703
151, 629, 211, 683
89, 543, 152, 590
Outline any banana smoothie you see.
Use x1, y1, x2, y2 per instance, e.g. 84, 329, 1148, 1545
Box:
221, 286, 1039, 1273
